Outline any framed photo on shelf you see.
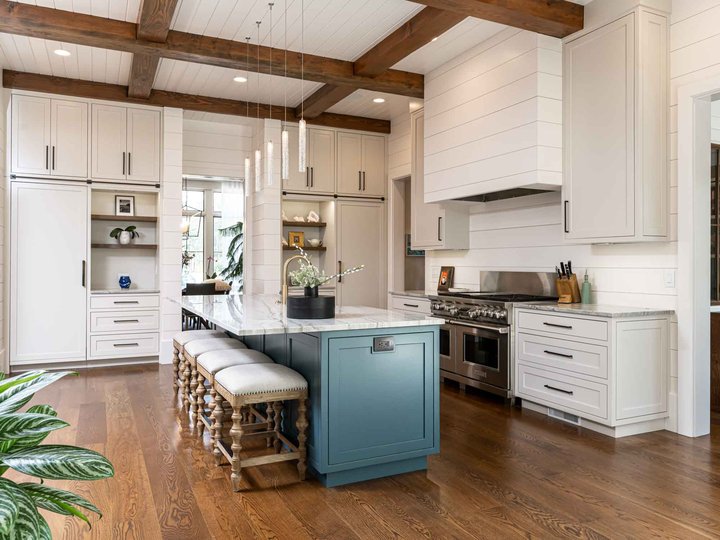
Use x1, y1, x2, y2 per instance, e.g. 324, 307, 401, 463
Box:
288, 231, 305, 247
115, 195, 135, 216
437, 266, 454, 292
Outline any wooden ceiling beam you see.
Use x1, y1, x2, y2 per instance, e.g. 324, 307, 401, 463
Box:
2, 70, 391, 134
410, 0, 583, 39
299, 7, 463, 119
0, 0, 423, 98
128, 0, 180, 99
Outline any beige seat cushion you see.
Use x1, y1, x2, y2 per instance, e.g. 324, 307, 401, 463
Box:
173, 329, 225, 346
184, 337, 246, 358
198, 349, 274, 375
216, 364, 308, 396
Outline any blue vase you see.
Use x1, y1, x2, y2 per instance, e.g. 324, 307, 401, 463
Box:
118, 275, 131, 289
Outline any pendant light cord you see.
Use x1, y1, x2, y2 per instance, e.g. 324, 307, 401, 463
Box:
268, 3, 273, 120
256, 21, 261, 129
245, 37, 251, 118
283, 0, 287, 122
300, 0, 304, 119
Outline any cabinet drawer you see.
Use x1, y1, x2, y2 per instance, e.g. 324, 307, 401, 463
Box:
516, 363, 608, 420
90, 310, 159, 333
90, 294, 159, 310
90, 333, 158, 358
517, 332, 608, 379
391, 296, 430, 314
517, 310, 608, 341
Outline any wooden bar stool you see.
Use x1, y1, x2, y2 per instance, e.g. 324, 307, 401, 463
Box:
195, 349, 274, 437
213, 364, 309, 492
183, 337, 246, 419
172, 329, 225, 397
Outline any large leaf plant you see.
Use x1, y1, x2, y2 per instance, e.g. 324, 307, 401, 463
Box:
0, 370, 114, 539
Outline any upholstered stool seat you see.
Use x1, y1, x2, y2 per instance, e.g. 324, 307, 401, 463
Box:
172, 329, 226, 397
212, 364, 309, 491
194, 349, 274, 436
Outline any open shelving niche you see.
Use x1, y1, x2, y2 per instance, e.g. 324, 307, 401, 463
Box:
89, 188, 159, 292
281, 198, 336, 291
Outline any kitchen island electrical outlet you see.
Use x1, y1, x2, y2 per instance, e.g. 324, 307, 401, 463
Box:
664, 270, 675, 288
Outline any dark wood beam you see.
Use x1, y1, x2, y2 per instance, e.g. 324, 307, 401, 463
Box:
0, 1, 423, 98
2, 70, 390, 134
299, 7, 463, 119
410, 0, 583, 38
128, 0, 179, 99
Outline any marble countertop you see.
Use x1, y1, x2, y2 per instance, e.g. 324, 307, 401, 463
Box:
92, 289, 160, 295
389, 290, 429, 299
515, 302, 674, 318
177, 294, 444, 336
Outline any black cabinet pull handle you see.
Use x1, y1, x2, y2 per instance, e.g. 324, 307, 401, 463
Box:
113, 300, 139, 304
311, 167, 314, 187
543, 322, 573, 329
52, 146, 56, 170
128, 152, 131, 176
45, 146, 49, 170
564, 200, 569, 233
403, 303, 419, 308
338, 261, 342, 283
358, 171, 362, 191
543, 350, 574, 359
113, 319, 140, 323
437, 217, 442, 242
81, 260, 86, 287
544, 384, 573, 395
362, 171, 366, 191
122, 152, 126, 175
113, 343, 139, 348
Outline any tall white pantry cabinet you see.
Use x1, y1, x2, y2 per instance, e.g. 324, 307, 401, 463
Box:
8, 92, 163, 369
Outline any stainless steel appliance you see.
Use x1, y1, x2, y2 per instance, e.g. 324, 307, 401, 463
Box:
430, 272, 557, 399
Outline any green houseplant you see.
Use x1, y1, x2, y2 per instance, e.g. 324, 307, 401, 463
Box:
0, 370, 114, 538
109, 226, 139, 245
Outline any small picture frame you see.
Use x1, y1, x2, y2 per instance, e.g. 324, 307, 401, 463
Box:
288, 231, 305, 247
115, 195, 135, 216
437, 266, 455, 292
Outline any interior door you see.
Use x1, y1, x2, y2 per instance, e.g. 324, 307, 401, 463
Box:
127, 108, 161, 184
336, 132, 363, 195
51, 99, 88, 178
11, 95, 51, 176
361, 134, 386, 197
336, 201, 386, 308
308, 128, 335, 193
91, 104, 127, 181
11, 181, 88, 366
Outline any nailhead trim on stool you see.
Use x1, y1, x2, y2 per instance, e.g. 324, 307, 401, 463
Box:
172, 329, 225, 397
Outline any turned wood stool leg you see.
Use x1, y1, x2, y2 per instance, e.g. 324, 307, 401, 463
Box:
296, 398, 308, 481
273, 401, 284, 453
208, 386, 217, 440
196, 372, 207, 436
189, 362, 199, 421
172, 346, 180, 392
230, 405, 244, 492
213, 392, 225, 466
265, 402, 275, 448
182, 356, 192, 412
222, 402, 233, 440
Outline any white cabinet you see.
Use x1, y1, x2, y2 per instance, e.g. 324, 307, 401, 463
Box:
11, 95, 87, 178
88, 293, 160, 359
283, 126, 335, 194
514, 307, 669, 437
390, 294, 431, 315
10, 181, 88, 366
563, 9, 668, 243
336, 132, 386, 197
410, 109, 468, 250
91, 104, 160, 184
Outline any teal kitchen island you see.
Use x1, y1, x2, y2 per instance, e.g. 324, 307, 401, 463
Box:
180, 294, 443, 487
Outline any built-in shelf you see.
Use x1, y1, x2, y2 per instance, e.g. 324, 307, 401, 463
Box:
91, 243, 158, 250
283, 221, 326, 228
91, 214, 158, 223
283, 245, 327, 252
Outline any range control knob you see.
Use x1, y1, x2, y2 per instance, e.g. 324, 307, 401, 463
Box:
498, 309, 508, 320
431, 302, 442, 310
448, 307, 459, 316
467, 309, 479, 319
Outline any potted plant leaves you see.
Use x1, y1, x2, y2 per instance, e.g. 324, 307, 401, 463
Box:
109, 225, 139, 245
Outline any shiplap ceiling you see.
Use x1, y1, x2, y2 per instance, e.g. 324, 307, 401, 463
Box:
0, 0, 592, 120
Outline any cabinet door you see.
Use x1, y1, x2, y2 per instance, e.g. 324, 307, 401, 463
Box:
564, 14, 635, 240
282, 125, 311, 192
51, 100, 88, 178
127, 108, 161, 183
308, 128, 335, 193
11, 95, 51, 176
411, 112, 443, 248
336, 201, 386, 308
361, 134, 386, 197
10, 182, 88, 366
91, 104, 127, 181
336, 132, 363, 195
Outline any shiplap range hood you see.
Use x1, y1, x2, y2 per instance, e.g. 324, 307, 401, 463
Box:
422, 28, 563, 203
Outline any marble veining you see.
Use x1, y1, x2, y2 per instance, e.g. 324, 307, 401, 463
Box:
177, 294, 444, 336
516, 302, 675, 319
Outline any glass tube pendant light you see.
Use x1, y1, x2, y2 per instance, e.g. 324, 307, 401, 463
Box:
266, 3, 274, 186
244, 37, 252, 195
280, 0, 289, 181
255, 20, 263, 193
298, 0, 307, 172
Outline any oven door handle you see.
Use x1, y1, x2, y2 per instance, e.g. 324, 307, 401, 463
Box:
449, 320, 509, 334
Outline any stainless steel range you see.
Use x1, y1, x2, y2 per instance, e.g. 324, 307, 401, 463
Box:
430, 272, 557, 399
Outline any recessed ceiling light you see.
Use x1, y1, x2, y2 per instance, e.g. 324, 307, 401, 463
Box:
431, 36, 439, 42
373, 98, 385, 104
54, 49, 71, 57
233, 75, 248, 83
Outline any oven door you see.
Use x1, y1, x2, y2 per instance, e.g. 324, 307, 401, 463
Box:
454, 321, 509, 390
439, 323, 455, 373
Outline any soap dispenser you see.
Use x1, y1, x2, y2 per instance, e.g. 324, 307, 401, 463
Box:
581, 270, 591, 304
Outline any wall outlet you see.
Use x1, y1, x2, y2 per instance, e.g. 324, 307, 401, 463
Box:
663, 269, 675, 288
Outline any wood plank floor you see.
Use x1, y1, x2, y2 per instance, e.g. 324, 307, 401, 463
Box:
9, 364, 720, 539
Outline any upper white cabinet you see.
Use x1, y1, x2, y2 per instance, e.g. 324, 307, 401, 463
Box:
337, 132, 386, 197
563, 9, 668, 243
91, 104, 161, 184
11, 95, 88, 178
411, 109, 468, 251
283, 126, 335, 194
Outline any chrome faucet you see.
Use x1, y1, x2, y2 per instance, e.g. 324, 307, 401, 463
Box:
281, 255, 305, 304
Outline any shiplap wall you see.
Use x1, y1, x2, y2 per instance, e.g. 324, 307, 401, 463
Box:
0, 87, 6, 371
712, 101, 720, 143
183, 116, 252, 178
423, 28, 562, 202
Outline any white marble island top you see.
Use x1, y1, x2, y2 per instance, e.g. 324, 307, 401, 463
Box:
515, 302, 674, 318
178, 294, 444, 336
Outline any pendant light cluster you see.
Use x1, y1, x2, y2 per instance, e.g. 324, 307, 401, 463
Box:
244, 37, 251, 192
254, 19, 262, 193
281, 0, 290, 181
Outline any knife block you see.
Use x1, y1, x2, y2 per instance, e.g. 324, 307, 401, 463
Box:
556, 275, 581, 304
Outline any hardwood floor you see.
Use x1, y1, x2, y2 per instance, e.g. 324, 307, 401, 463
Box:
10, 364, 720, 539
